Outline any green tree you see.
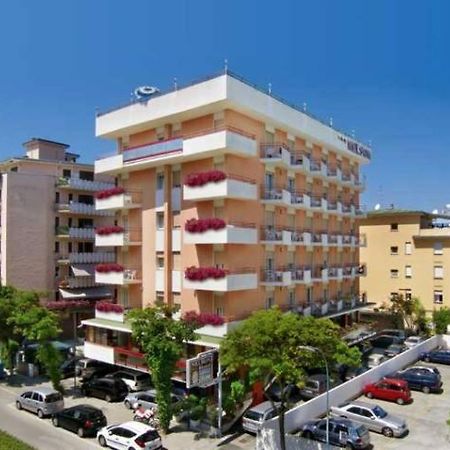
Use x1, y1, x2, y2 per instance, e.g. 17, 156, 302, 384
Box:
220, 308, 361, 450
129, 306, 195, 433
9, 300, 63, 392
433, 307, 450, 334
382, 294, 428, 332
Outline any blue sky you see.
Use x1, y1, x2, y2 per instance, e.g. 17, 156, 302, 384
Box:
0, 0, 449, 211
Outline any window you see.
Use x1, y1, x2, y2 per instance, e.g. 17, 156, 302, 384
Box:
405, 241, 412, 255
266, 295, 274, 309
10, 166, 18, 172
68, 242, 73, 253
390, 246, 398, 255
434, 290, 444, 304
265, 172, 274, 190
54, 241, 59, 253
434, 266, 444, 279
78, 194, 94, 205
405, 290, 412, 301
78, 242, 93, 253
79, 170, 94, 181
156, 212, 164, 229
63, 169, 71, 178
172, 170, 181, 188
55, 192, 60, 203
391, 223, 398, 231
156, 173, 164, 190
157, 256, 164, 269
54, 217, 59, 228
434, 242, 443, 255
78, 218, 93, 228
405, 265, 412, 278
288, 291, 295, 307
390, 269, 399, 278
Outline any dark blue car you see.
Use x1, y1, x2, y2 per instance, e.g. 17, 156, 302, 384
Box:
420, 349, 450, 365
393, 367, 442, 394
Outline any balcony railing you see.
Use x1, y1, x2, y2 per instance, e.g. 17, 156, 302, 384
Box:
261, 186, 284, 201
260, 227, 283, 242
114, 347, 147, 370
58, 277, 99, 289
310, 160, 321, 171
260, 143, 289, 159
56, 202, 114, 216
310, 196, 322, 208
57, 252, 115, 264
56, 177, 114, 192
56, 226, 96, 240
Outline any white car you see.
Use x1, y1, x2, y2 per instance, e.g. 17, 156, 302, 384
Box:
106, 370, 152, 392
97, 421, 162, 450
367, 353, 388, 368
404, 336, 424, 349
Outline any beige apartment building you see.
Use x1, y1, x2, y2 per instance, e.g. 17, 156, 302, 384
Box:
0, 138, 114, 309
82, 71, 371, 372
360, 209, 450, 313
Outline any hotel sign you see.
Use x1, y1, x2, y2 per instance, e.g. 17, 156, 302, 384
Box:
186, 349, 219, 389
337, 135, 371, 160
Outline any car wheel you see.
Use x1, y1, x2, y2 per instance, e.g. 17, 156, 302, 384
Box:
302, 430, 314, 440
52, 417, 59, 427
422, 386, 431, 394
37, 409, 44, 419
365, 391, 373, 399
77, 427, 85, 438
15, 401, 22, 410
396, 397, 405, 405
105, 394, 112, 403
382, 427, 394, 437
124, 399, 132, 409
98, 435, 107, 447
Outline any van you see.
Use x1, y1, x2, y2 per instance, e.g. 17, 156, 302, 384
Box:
16, 387, 64, 418
300, 374, 335, 400
242, 401, 280, 433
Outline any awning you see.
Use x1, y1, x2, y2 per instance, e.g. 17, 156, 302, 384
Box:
70, 264, 95, 277
59, 287, 112, 299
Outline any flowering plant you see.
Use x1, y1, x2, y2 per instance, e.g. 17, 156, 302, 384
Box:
184, 170, 226, 187
96, 226, 125, 235
95, 186, 125, 199
95, 263, 124, 273
46, 300, 91, 310
182, 311, 225, 327
96, 301, 124, 313
184, 218, 226, 233
184, 266, 227, 281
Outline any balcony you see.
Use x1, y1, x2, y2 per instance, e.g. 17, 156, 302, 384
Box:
55, 226, 95, 240
115, 347, 147, 371
183, 267, 257, 292
183, 173, 257, 202
57, 252, 115, 264
290, 191, 311, 209
311, 266, 328, 282
290, 267, 312, 284
260, 269, 292, 286
95, 265, 142, 285
56, 177, 114, 192
311, 232, 327, 246
291, 230, 311, 245
95, 127, 257, 174
341, 172, 353, 184
260, 143, 291, 166
56, 202, 114, 216
261, 186, 291, 205
310, 195, 325, 210
184, 221, 257, 245
96, 190, 142, 211
290, 151, 310, 172
95, 227, 142, 247
260, 227, 291, 245
58, 277, 100, 289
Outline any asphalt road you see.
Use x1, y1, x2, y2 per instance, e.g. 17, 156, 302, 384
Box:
0, 383, 99, 450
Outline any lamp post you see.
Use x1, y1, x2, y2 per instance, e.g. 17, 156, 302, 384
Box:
298, 345, 330, 449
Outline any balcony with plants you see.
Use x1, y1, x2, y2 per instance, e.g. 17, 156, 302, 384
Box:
95, 263, 142, 285
55, 225, 95, 240
183, 266, 257, 291
95, 187, 142, 210
95, 226, 142, 247
56, 176, 114, 192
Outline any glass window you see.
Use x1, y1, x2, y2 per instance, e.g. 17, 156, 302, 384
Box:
390, 269, 399, 278
63, 169, 71, 178
434, 266, 444, 279
79, 171, 94, 181
434, 242, 443, 255
156, 212, 164, 229
434, 290, 443, 304
156, 173, 164, 190
390, 223, 398, 231
405, 265, 412, 278
390, 246, 398, 255
22, 392, 33, 399
157, 256, 164, 269
405, 241, 412, 254
172, 171, 181, 188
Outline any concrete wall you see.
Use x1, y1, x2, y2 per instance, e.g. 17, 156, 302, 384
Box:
263, 335, 442, 435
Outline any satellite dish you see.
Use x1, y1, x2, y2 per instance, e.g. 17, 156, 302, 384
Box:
374, 204, 380, 210
432, 209, 439, 214
134, 86, 160, 99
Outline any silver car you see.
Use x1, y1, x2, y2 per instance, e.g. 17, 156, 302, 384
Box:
124, 389, 181, 410
16, 387, 64, 418
330, 400, 408, 437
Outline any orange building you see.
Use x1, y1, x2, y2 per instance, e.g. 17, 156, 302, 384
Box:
82, 71, 371, 370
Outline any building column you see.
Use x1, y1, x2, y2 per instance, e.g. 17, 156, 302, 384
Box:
163, 165, 173, 306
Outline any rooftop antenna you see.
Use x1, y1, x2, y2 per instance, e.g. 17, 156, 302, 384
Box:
268, 82, 272, 95
173, 77, 178, 91
329, 117, 333, 127
351, 130, 356, 139
224, 58, 228, 74
303, 102, 307, 112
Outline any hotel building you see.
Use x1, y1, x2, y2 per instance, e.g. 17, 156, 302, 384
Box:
82, 71, 371, 371
0, 138, 114, 309
360, 209, 450, 313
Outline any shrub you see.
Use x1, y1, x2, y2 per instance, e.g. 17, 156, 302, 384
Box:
95, 263, 124, 273
95, 186, 125, 199
184, 218, 226, 233
46, 300, 89, 310
96, 302, 124, 313
96, 226, 124, 235
184, 266, 227, 281
184, 170, 226, 187
182, 311, 225, 327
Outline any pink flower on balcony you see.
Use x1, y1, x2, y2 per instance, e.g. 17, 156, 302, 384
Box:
96, 226, 125, 236
184, 218, 226, 233
184, 266, 227, 281
95, 263, 124, 273
95, 186, 125, 200
46, 300, 90, 310
182, 310, 225, 327
96, 301, 124, 313
184, 170, 227, 187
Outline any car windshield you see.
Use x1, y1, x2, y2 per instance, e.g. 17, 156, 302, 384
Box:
244, 410, 264, 421
45, 393, 62, 403
372, 405, 387, 418
356, 425, 368, 437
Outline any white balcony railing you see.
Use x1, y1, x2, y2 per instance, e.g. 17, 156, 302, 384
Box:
57, 202, 114, 216
57, 177, 115, 192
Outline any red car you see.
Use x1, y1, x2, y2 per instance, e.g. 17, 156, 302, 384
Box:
363, 378, 411, 405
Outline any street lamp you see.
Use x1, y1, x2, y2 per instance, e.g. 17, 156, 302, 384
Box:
298, 345, 330, 449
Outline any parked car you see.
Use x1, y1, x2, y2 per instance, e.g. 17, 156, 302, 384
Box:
330, 400, 408, 438
60, 357, 81, 379
367, 353, 388, 369
300, 374, 337, 401
408, 365, 441, 376
380, 329, 408, 343
370, 335, 402, 350
363, 378, 412, 405
16, 388, 64, 418
124, 389, 182, 410
404, 336, 425, 349
81, 377, 129, 402
384, 344, 406, 358
393, 367, 442, 393
52, 404, 107, 437
77, 359, 115, 381
242, 401, 280, 434
300, 417, 371, 449
420, 349, 450, 364
356, 341, 374, 358
106, 370, 152, 392
265, 382, 301, 403
345, 366, 370, 381
97, 421, 162, 450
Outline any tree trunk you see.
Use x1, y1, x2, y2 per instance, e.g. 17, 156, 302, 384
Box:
279, 406, 286, 450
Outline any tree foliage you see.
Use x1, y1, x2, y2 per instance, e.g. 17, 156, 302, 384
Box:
381, 294, 428, 333
220, 308, 361, 450
129, 306, 195, 433
433, 307, 450, 335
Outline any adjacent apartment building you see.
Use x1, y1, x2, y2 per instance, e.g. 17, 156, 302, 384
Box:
360, 209, 450, 313
82, 71, 371, 372
0, 138, 114, 307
